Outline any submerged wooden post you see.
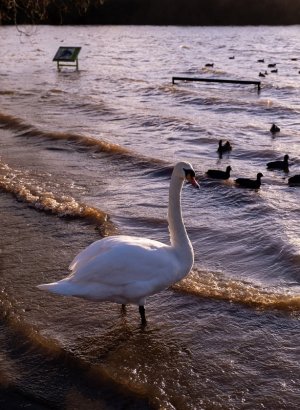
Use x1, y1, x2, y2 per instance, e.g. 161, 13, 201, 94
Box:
172, 76, 261, 92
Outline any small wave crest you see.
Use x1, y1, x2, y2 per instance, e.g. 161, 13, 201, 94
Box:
0, 111, 164, 168
144, 165, 173, 178
0, 112, 30, 132
0, 160, 114, 235
0, 111, 126, 154
174, 269, 300, 312
199, 67, 228, 76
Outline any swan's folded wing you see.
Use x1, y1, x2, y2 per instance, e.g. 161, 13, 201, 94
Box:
69, 238, 112, 271
69, 235, 166, 271
68, 241, 178, 286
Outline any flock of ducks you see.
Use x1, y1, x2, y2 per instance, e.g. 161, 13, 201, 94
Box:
258, 62, 279, 77
206, 153, 264, 189
257, 58, 300, 77
204, 129, 299, 189
205, 57, 300, 77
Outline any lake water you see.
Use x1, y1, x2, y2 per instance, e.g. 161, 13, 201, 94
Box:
0, 25, 299, 409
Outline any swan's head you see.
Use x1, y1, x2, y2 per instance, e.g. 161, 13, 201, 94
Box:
174, 162, 199, 188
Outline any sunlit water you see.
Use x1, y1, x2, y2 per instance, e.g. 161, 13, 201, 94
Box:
0, 25, 299, 409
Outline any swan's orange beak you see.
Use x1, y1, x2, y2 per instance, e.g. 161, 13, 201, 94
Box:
187, 175, 200, 189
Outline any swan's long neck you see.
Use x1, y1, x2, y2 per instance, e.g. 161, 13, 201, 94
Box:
168, 174, 193, 257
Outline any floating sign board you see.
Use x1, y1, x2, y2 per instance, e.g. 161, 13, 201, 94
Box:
53, 46, 81, 71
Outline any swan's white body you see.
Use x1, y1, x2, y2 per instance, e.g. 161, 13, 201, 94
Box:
37, 162, 198, 322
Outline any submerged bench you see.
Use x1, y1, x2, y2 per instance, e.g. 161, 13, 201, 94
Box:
172, 76, 261, 92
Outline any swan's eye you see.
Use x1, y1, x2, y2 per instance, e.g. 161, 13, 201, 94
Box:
183, 168, 195, 178
183, 168, 199, 188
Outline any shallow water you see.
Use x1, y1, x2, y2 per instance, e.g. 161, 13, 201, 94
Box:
0, 25, 299, 409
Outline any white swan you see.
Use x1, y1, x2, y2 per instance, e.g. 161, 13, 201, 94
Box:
37, 162, 199, 325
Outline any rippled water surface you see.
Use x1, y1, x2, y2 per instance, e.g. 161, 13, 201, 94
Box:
0, 25, 299, 409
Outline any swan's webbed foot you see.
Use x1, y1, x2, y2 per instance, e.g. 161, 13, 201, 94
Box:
139, 305, 147, 326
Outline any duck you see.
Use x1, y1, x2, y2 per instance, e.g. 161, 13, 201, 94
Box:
235, 173, 263, 189
206, 165, 232, 180
259, 72, 266, 77
257, 59, 265, 63
217, 140, 232, 154
267, 154, 289, 170
288, 175, 300, 186
37, 162, 199, 326
270, 123, 280, 133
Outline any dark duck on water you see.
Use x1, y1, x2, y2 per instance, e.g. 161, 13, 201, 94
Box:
267, 154, 289, 171
217, 140, 232, 154
270, 123, 280, 133
235, 173, 263, 189
206, 165, 232, 180
288, 175, 300, 186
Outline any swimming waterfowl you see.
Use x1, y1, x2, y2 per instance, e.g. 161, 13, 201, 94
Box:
206, 165, 232, 180
267, 154, 289, 170
235, 173, 263, 189
270, 123, 280, 133
37, 162, 199, 326
217, 140, 232, 154
288, 175, 300, 186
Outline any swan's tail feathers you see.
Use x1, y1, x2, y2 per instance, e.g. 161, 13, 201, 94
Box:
37, 280, 76, 296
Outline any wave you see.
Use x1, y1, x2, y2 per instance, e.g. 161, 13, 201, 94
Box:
0, 111, 164, 168
144, 165, 173, 178
0, 112, 31, 132
0, 296, 150, 408
168, 79, 299, 117
175, 269, 300, 312
0, 90, 15, 96
0, 159, 115, 236
0, 111, 128, 154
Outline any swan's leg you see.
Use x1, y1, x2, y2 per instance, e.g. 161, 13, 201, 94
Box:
139, 305, 147, 325
121, 304, 126, 314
